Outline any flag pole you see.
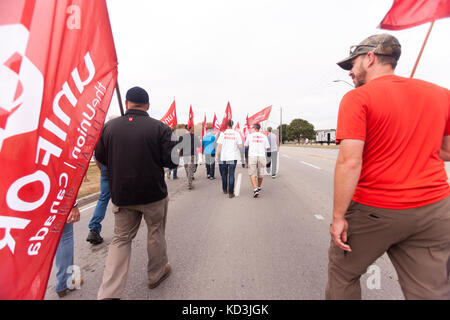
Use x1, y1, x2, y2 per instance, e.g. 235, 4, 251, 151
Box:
410, 20, 435, 79
115, 80, 125, 116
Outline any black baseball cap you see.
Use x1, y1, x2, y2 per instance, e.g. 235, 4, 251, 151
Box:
126, 86, 149, 104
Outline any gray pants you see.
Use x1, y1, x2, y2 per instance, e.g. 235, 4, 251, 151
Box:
183, 155, 196, 188
97, 197, 169, 300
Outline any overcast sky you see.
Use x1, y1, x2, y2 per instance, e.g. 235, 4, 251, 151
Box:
106, 0, 450, 130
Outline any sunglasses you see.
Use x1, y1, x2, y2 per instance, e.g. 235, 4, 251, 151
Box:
349, 44, 376, 55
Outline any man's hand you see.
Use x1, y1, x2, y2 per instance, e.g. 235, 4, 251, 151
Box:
67, 206, 80, 224
330, 217, 352, 252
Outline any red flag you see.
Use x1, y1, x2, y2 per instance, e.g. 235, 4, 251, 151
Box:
243, 114, 251, 139
201, 114, 207, 152
187, 105, 194, 132
202, 114, 207, 138
219, 102, 232, 132
248, 106, 272, 126
379, 0, 450, 30
234, 122, 245, 142
0, 0, 118, 299
160, 100, 177, 128
212, 113, 220, 133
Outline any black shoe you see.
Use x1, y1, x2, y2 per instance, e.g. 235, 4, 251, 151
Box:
253, 189, 260, 198
223, 190, 228, 195
86, 230, 103, 245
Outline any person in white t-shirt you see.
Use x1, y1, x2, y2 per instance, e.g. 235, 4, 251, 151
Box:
244, 123, 270, 198
216, 120, 242, 198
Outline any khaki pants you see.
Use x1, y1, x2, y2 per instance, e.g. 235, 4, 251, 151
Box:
97, 197, 169, 300
326, 196, 450, 300
248, 156, 266, 178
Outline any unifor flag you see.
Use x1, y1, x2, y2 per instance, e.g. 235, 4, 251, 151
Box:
220, 102, 232, 132
161, 100, 177, 128
243, 114, 251, 138
201, 114, 207, 152
0, 0, 118, 299
379, 0, 450, 30
187, 105, 194, 132
202, 114, 207, 138
234, 122, 245, 143
248, 105, 272, 126
212, 113, 220, 133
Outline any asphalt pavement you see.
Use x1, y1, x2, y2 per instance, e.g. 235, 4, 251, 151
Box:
44, 146, 450, 300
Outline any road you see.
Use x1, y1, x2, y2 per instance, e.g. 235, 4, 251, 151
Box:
44, 146, 450, 300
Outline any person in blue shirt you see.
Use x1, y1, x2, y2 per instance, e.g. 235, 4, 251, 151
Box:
202, 127, 216, 180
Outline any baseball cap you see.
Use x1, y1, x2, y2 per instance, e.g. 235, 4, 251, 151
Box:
126, 86, 149, 104
337, 34, 401, 70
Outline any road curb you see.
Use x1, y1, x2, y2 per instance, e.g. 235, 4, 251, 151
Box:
77, 192, 100, 208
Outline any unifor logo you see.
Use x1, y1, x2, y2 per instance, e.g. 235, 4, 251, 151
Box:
0, 24, 44, 152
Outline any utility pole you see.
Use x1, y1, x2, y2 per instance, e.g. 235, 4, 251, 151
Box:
280, 107, 283, 145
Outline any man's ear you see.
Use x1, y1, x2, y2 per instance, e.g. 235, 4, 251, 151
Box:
366, 52, 376, 67
125, 100, 129, 110
145, 103, 150, 111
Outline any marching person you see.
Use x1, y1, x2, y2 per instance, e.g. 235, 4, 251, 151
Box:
95, 87, 178, 300
166, 128, 179, 180
86, 115, 118, 245
266, 127, 279, 178
327, 34, 450, 300
179, 125, 201, 189
216, 120, 242, 198
55, 203, 83, 297
244, 123, 270, 198
202, 127, 216, 180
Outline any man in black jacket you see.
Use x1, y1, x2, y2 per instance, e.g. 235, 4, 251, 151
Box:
95, 86, 178, 300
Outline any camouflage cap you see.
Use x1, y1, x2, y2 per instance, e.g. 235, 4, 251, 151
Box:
337, 34, 401, 70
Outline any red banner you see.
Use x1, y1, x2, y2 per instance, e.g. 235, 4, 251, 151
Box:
161, 100, 177, 128
0, 0, 118, 299
379, 0, 450, 30
243, 114, 251, 139
202, 114, 207, 138
220, 102, 232, 132
248, 106, 272, 126
234, 122, 245, 143
187, 105, 194, 132
212, 113, 220, 133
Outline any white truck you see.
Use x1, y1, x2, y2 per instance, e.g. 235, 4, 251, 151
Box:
315, 129, 336, 145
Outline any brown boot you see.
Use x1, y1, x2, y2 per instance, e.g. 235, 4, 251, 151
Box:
149, 264, 171, 289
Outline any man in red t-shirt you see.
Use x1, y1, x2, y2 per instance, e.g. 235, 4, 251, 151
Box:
326, 34, 450, 300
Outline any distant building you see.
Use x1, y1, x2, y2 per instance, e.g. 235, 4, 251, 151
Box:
315, 129, 336, 145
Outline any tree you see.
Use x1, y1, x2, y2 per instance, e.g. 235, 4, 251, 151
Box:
277, 124, 290, 144
287, 119, 315, 143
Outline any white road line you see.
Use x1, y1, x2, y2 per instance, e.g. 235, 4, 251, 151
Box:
300, 161, 321, 170
281, 154, 292, 159
314, 214, 325, 220
235, 173, 242, 197
80, 203, 97, 212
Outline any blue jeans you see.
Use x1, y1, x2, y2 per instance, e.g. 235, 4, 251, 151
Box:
88, 173, 110, 233
220, 160, 237, 194
166, 167, 178, 178
55, 223, 74, 292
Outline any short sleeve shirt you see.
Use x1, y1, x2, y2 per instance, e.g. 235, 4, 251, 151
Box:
336, 75, 450, 209
217, 129, 243, 161
245, 132, 270, 157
